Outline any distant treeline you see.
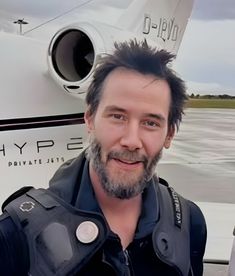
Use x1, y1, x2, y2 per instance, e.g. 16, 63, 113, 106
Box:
189, 93, 235, 99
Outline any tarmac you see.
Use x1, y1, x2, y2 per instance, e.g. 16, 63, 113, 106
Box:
157, 108, 235, 275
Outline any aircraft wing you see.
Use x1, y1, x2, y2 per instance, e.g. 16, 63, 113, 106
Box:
0, 0, 92, 36
197, 202, 234, 262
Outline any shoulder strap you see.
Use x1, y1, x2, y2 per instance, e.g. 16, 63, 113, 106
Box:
1, 186, 33, 212
155, 178, 206, 276
0, 212, 30, 275
158, 177, 187, 229
152, 179, 191, 276
188, 201, 207, 276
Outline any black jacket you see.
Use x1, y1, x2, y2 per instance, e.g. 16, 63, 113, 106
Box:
0, 152, 207, 275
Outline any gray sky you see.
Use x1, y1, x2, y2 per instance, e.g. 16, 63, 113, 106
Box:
174, 0, 235, 95
192, 0, 235, 20
0, 0, 234, 95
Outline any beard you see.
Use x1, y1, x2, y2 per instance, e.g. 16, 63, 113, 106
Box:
86, 137, 162, 199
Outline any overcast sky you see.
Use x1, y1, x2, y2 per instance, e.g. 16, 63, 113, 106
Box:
174, 0, 235, 95
0, 0, 234, 96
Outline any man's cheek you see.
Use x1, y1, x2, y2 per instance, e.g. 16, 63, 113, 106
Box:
101, 149, 108, 163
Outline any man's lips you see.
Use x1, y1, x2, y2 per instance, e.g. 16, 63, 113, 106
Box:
107, 151, 147, 165
114, 158, 141, 164
112, 158, 143, 168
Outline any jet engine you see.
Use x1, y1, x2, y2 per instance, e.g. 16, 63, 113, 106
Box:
47, 21, 156, 98
48, 22, 112, 97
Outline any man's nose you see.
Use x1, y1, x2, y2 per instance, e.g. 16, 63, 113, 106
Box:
120, 122, 143, 151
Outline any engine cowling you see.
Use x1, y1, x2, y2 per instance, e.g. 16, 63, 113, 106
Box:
47, 22, 108, 97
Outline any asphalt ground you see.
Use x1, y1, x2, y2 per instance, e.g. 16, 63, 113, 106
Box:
158, 108, 235, 204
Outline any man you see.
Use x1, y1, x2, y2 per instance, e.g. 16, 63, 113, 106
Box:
0, 40, 206, 275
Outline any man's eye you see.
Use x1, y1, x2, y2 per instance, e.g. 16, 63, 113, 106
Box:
143, 120, 159, 128
111, 114, 125, 120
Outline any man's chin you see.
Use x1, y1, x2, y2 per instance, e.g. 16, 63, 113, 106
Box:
103, 172, 147, 198
107, 165, 144, 185
102, 181, 144, 199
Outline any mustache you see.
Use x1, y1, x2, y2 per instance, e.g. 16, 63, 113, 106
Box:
107, 150, 148, 165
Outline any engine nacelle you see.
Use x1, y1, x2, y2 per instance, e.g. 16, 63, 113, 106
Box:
48, 22, 111, 97
47, 21, 158, 98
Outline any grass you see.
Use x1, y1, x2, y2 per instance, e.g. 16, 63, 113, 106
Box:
186, 99, 235, 109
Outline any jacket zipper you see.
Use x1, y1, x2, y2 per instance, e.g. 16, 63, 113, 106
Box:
123, 249, 132, 276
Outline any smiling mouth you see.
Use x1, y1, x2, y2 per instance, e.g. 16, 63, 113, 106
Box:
113, 158, 142, 165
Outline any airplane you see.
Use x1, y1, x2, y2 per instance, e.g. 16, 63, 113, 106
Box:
1, 0, 233, 274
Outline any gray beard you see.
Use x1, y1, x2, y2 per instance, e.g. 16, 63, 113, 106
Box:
86, 138, 162, 199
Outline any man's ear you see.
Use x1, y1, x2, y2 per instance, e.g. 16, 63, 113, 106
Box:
164, 126, 175, 149
84, 108, 94, 132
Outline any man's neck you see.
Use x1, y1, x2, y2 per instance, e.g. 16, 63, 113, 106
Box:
89, 163, 142, 249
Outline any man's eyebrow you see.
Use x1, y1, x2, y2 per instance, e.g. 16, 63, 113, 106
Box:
144, 113, 166, 122
104, 105, 126, 113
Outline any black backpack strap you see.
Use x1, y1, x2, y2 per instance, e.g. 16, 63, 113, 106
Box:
156, 177, 206, 276
189, 201, 207, 276
1, 186, 33, 212
153, 180, 191, 276
0, 212, 30, 275
158, 177, 184, 228
0, 186, 34, 275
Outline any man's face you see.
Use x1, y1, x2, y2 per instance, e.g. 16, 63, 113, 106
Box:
85, 68, 174, 199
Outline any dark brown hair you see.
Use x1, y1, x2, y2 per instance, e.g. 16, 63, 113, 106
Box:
86, 39, 187, 130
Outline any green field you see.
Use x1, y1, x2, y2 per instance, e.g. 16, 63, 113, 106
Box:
186, 99, 235, 108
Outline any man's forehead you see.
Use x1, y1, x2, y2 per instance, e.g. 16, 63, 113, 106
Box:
101, 67, 168, 98
95, 67, 171, 119
104, 67, 158, 83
